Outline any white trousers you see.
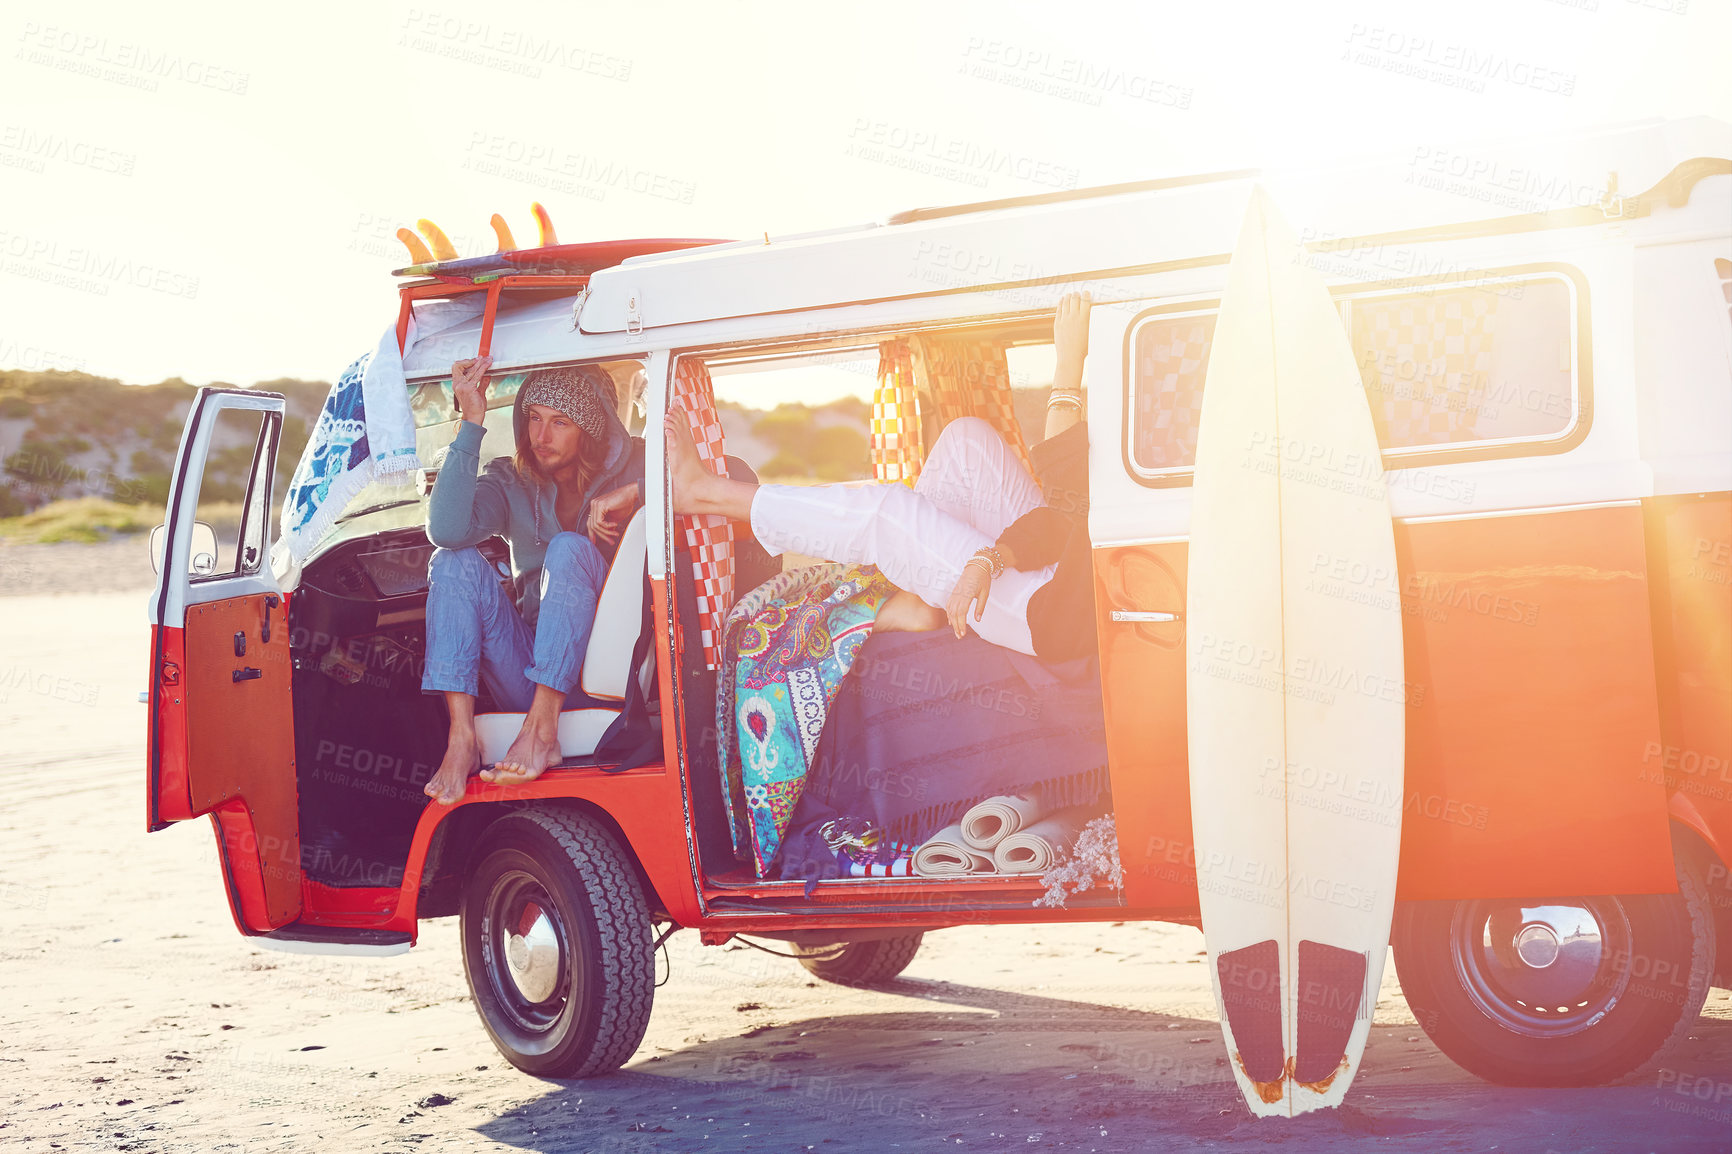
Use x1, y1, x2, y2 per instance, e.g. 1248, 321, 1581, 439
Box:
750, 417, 1055, 655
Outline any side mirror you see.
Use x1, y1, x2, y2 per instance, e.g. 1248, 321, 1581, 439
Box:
150, 521, 220, 576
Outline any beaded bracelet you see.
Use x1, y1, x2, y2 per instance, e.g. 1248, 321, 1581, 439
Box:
970, 545, 1006, 578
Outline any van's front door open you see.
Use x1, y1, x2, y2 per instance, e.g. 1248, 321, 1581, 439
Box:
146, 388, 301, 933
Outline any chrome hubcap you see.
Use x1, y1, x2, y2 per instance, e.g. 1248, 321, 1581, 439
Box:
484, 870, 571, 1035
503, 901, 562, 1004
1452, 898, 1630, 1038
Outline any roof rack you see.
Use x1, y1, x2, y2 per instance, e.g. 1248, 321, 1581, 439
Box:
884, 168, 1259, 226
391, 237, 729, 359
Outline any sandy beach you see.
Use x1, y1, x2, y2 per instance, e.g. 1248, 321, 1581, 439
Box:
1, 569, 1728, 1153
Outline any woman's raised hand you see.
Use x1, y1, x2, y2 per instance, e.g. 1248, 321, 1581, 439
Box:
451, 354, 493, 426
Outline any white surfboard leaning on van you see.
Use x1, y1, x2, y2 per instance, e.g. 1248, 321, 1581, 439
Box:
1187, 189, 1406, 1116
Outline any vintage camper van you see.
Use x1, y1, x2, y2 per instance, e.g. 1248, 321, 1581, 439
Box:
145, 118, 1731, 1088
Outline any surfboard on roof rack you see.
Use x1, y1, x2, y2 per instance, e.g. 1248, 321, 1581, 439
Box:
390, 238, 725, 281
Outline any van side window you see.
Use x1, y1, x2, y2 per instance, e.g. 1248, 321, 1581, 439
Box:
1128, 313, 1215, 471
1124, 270, 1583, 481
191, 407, 277, 581
1346, 278, 1575, 447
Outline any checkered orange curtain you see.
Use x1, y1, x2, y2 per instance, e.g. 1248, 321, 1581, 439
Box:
871, 340, 924, 482
913, 335, 1035, 477
672, 358, 736, 670
1352, 289, 1498, 447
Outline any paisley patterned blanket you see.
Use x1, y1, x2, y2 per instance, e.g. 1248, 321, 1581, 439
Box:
716, 563, 894, 876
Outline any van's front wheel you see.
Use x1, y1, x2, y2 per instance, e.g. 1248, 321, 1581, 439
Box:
1392, 837, 1714, 1086
460, 807, 653, 1078
793, 933, 924, 987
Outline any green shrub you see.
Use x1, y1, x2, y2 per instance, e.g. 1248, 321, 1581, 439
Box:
0, 497, 157, 543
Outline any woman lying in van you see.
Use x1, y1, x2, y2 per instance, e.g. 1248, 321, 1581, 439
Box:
668, 292, 1095, 662
421, 359, 644, 804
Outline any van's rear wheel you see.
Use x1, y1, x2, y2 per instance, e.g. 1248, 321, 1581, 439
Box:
1392, 837, 1714, 1086
460, 807, 653, 1077
793, 933, 924, 987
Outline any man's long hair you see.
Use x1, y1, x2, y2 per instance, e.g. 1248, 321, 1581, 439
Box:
514, 363, 620, 491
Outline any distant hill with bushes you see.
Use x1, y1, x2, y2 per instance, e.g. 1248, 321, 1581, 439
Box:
0, 371, 884, 533
0, 370, 328, 520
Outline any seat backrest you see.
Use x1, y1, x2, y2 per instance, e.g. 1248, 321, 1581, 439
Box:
581, 508, 649, 701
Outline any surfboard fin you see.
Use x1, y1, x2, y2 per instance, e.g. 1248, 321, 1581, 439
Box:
395, 228, 433, 265
490, 213, 518, 253
531, 201, 558, 247
416, 218, 458, 262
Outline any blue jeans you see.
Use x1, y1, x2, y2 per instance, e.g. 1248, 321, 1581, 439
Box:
421, 532, 608, 710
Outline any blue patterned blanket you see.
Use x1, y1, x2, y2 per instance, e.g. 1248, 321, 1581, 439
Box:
716, 564, 894, 876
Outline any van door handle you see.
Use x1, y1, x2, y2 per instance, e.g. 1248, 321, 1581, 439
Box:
233, 667, 263, 682
262, 594, 279, 644
1111, 610, 1183, 623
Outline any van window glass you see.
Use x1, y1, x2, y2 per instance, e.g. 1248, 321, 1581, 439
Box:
308, 359, 646, 554
1125, 273, 1578, 476
1128, 313, 1215, 471
708, 349, 876, 483
190, 406, 276, 581
1349, 278, 1574, 447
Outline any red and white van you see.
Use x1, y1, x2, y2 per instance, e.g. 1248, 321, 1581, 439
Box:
145, 117, 1731, 1086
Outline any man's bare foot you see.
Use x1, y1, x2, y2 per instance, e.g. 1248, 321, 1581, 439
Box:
482, 713, 563, 788
875, 588, 946, 633
426, 727, 480, 806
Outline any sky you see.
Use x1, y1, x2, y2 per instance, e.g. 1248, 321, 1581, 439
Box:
2, 0, 1727, 392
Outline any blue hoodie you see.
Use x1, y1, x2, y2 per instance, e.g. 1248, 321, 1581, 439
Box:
425, 379, 644, 627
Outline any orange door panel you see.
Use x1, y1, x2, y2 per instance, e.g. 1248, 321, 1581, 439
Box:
1094, 543, 1197, 913
181, 593, 300, 927
1647, 494, 1732, 861
1392, 504, 1673, 898
1095, 502, 1677, 909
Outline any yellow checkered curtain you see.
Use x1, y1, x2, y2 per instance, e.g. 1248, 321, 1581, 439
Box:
913, 335, 1036, 479
1352, 289, 1498, 447
871, 340, 924, 482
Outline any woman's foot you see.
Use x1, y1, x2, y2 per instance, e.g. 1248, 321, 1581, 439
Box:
664, 414, 755, 519
426, 726, 480, 805
875, 588, 946, 633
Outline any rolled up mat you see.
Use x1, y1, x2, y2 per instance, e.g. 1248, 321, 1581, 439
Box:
959, 791, 1048, 850
992, 807, 1095, 875
911, 823, 997, 876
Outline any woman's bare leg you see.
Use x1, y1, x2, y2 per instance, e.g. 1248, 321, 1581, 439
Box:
875, 589, 946, 632
669, 415, 942, 630
666, 415, 757, 519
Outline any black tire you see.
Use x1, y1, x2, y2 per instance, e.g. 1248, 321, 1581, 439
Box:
459, 806, 653, 1078
793, 933, 924, 987
1393, 835, 1715, 1087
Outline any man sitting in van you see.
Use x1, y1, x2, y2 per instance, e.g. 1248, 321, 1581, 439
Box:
420, 358, 644, 804
667, 292, 1095, 661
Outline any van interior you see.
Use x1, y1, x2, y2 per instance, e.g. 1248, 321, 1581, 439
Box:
257, 318, 1129, 901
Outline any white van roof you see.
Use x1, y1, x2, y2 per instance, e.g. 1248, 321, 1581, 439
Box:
575, 117, 1731, 336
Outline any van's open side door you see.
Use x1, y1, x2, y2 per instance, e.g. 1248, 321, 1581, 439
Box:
146, 388, 300, 933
